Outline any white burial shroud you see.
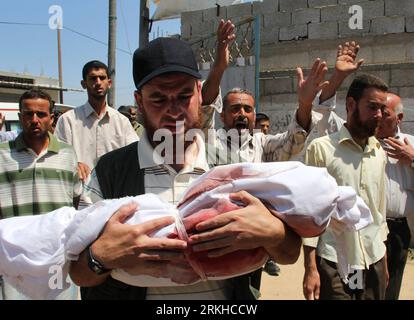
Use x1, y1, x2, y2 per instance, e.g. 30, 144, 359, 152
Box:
0, 162, 372, 299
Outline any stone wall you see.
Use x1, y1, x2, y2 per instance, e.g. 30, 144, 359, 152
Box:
182, 0, 414, 134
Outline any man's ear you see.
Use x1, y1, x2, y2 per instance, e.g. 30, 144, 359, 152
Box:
197, 80, 203, 106
107, 78, 112, 89
81, 80, 87, 89
50, 112, 55, 127
397, 112, 403, 125
134, 91, 143, 113
346, 96, 356, 115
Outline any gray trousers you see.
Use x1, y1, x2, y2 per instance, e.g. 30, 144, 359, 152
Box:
317, 256, 387, 300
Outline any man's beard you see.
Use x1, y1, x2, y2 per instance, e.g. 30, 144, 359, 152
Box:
141, 105, 202, 149
349, 105, 379, 139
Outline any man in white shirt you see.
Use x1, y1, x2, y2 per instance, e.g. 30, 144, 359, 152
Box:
55, 60, 138, 181
376, 93, 414, 300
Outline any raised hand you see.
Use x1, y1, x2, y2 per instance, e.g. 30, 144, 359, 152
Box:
335, 41, 364, 76
201, 19, 236, 105
297, 58, 329, 109
214, 19, 236, 71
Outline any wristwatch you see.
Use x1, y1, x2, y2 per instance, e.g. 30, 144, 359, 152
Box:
86, 245, 111, 275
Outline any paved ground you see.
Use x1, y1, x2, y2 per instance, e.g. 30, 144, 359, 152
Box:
260, 251, 414, 300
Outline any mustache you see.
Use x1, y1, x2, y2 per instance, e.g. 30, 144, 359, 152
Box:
234, 116, 249, 126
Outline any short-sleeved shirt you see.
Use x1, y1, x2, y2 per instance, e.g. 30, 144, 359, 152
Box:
0, 132, 82, 219
55, 102, 138, 169
303, 125, 388, 269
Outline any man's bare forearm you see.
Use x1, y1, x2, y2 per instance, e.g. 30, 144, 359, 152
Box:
202, 64, 225, 105
265, 222, 301, 264
303, 245, 318, 271
319, 71, 347, 104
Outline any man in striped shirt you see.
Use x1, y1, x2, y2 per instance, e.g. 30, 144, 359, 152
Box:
0, 89, 82, 299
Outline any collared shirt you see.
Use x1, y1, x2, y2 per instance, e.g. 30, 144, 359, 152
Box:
380, 129, 414, 219
209, 111, 309, 165
133, 122, 144, 139
55, 102, 138, 169
303, 125, 388, 269
0, 132, 82, 219
81, 130, 232, 300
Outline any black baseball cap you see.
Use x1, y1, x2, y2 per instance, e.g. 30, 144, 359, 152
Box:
133, 37, 202, 90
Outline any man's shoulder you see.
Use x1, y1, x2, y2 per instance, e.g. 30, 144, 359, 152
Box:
57, 106, 81, 123
55, 139, 77, 154
0, 140, 12, 150
97, 141, 139, 167
107, 106, 129, 121
308, 132, 338, 149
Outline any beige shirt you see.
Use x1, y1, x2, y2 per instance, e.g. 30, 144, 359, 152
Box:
55, 102, 138, 169
303, 125, 388, 269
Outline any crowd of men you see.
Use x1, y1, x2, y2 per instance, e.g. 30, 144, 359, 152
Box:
1, 18, 414, 300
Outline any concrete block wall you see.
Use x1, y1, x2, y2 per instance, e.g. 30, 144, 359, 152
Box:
181, 0, 414, 134
259, 63, 414, 135
182, 0, 414, 49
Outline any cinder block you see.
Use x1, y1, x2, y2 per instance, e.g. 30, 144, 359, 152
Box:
292, 8, 320, 24
391, 68, 414, 86
364, 69, 390, 86
338, 19, 370, 37
181, 10, 203, 26
280, 0, 308, 12
399, 86, 414, 98
315, 1, 384, 23
261, 26, 279, 44
337, 0, 365, 4
279, 24, 308, 40
263, 12, 291, 28
259, 91, 272, 106
191, 20, 215, 37
321, 4, 349, 22
308, 21, 338, 39
202, 6, 227, 22
308, 0, 338, 8
406, 16, 414, 33
254, 0, 279, 15
226, 2, 252, 18
371, 43, 406, 64
181, 23, 191, 38
370, 16, 405, 35
357, 1, 385, 20
385, 0, 414, 16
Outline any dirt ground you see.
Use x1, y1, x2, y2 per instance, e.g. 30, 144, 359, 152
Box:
260, 252, 414, 300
